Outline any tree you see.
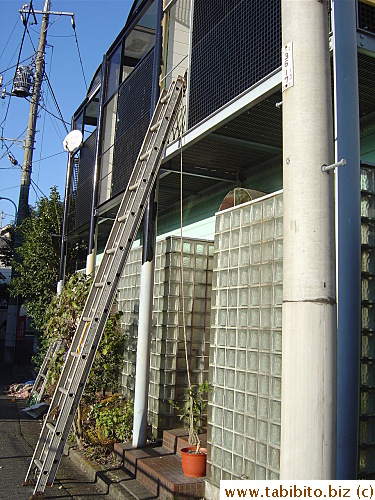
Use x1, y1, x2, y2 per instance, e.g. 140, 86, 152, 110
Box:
10, 187, 63, 332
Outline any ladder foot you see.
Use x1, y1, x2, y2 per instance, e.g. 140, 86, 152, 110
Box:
23, 478, 35, 486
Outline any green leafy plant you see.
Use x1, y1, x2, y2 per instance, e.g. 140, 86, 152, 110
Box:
90, 395, 134, 444
169, 381, 213, 452
36, 272, 125, 448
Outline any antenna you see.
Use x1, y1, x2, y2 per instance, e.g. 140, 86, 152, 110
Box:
63, 129, 83, 153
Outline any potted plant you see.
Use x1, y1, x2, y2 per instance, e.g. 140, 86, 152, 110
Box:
169, 380, 212, 477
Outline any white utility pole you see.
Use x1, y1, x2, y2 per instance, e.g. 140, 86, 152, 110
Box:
280, 0, 337, 479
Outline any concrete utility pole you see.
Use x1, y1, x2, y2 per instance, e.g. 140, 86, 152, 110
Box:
4, 0, 51, 363
280, 0, 337, 479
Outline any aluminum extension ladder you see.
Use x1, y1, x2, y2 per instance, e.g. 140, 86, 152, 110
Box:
28, 340, 62, 406
25, 76, 185, 497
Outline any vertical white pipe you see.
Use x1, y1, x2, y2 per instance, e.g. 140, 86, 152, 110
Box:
132, 259, 155, 446
280, 0, 337, 479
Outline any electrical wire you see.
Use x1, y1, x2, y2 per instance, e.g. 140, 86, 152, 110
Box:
40, 65, 69, 133
35, 151, 65, 164
25, 95, 70, 127
0, 53, 36, 76
72, 22, 87, 90
0, 17, 20, 63
0, 1, 33, 129
0, 185, 19, 192
0, 127, 28, 162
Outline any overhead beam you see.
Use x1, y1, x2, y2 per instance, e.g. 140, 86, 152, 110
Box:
357, 31, 375, 57
163, 68, 282, 163
161, 162, 237, 182
210, 133, 282, 155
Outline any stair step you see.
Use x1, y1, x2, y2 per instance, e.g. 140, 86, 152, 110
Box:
114, 432, 206, 499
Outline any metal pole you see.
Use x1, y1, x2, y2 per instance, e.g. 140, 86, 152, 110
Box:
332, 0, 361, 479
133, 0, 163, 448
86, 55, 107, 276
0, 197, 18, 225
280, 0, 337, 478
57, 152, 74, 295
4, 0, 51, 364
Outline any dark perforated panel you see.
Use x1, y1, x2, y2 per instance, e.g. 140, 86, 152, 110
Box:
188, 0, 281, 128
111, 48, 154, 197
359, 53, 375, 119
358, 1, 375, 35
74, 131, 96, 229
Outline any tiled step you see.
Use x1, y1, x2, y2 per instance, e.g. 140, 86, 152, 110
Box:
163, 428, 207, 456
114, 429, 207, 499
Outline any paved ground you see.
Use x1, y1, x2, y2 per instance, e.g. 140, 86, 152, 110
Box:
0, 363, 107, 499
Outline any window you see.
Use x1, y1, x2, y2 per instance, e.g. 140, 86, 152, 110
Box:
105, 43, 122, 101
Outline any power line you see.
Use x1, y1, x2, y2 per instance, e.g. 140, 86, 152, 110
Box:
0, 17, 20, 62
42, 72, 69, 134
0, 1, 33, 129
0, 52, 36, 76
72, 21, 87, 90
0, 127, 28, 162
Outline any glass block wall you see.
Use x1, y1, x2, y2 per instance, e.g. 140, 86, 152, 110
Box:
117, 236, 213, 437
359, 165, 375, 478
208, 192, 283, 484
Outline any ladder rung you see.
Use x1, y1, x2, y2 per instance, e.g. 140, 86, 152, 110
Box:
150, 120, 162, 132
58, 387, 68, 395
160, 92, 171, 104
34, 459, 43, 471
106, 247, 116, 255
70, 351, 80, 358
46, 422, 55, 433
140, 150, 151, 161
94, 282, 105, 288
118, 212, 129, 223
82, 317, 92, 322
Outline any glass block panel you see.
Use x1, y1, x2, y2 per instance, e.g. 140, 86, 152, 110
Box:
262, 263, 273, 283
257, 419, 268, 443
256, 442, 268, 465
236, 350, 246, 370
237, 370, 246, 391
263, 219, 274, 240
252, 223, 262, 243
231, 229, 240, 248
258, 374, 269, 396
270, 423, 281, 446
247, 372, 258, 393
255, 464, 267, 479
225, 389, 235, 408
240, 246, 250, 266
244, 459, 255, 480
234, 432, 244, 454
253, 203, 262, 222
245, 416, 256, 437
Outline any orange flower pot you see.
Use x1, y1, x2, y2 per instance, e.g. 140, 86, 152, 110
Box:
180, 447, 207, 477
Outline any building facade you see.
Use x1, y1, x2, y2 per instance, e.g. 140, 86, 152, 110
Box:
61, 0, 375, 491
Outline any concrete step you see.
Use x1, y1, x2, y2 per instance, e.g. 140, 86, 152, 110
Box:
163, 428, 207, 456
114, 430, 208, 499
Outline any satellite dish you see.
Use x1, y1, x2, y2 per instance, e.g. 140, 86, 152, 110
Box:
63, 130, 83, 153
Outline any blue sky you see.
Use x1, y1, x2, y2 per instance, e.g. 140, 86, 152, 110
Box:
0, 0, 135, 226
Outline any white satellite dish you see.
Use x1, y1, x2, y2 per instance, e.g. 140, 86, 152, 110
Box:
63, 129, 83, 153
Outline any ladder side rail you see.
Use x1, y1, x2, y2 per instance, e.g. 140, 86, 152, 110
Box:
35, 91, 181, 488
35, 341, 62, 404
28, 77, 185, 495
29, 341, 55, 400
67, 85, 175, 357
